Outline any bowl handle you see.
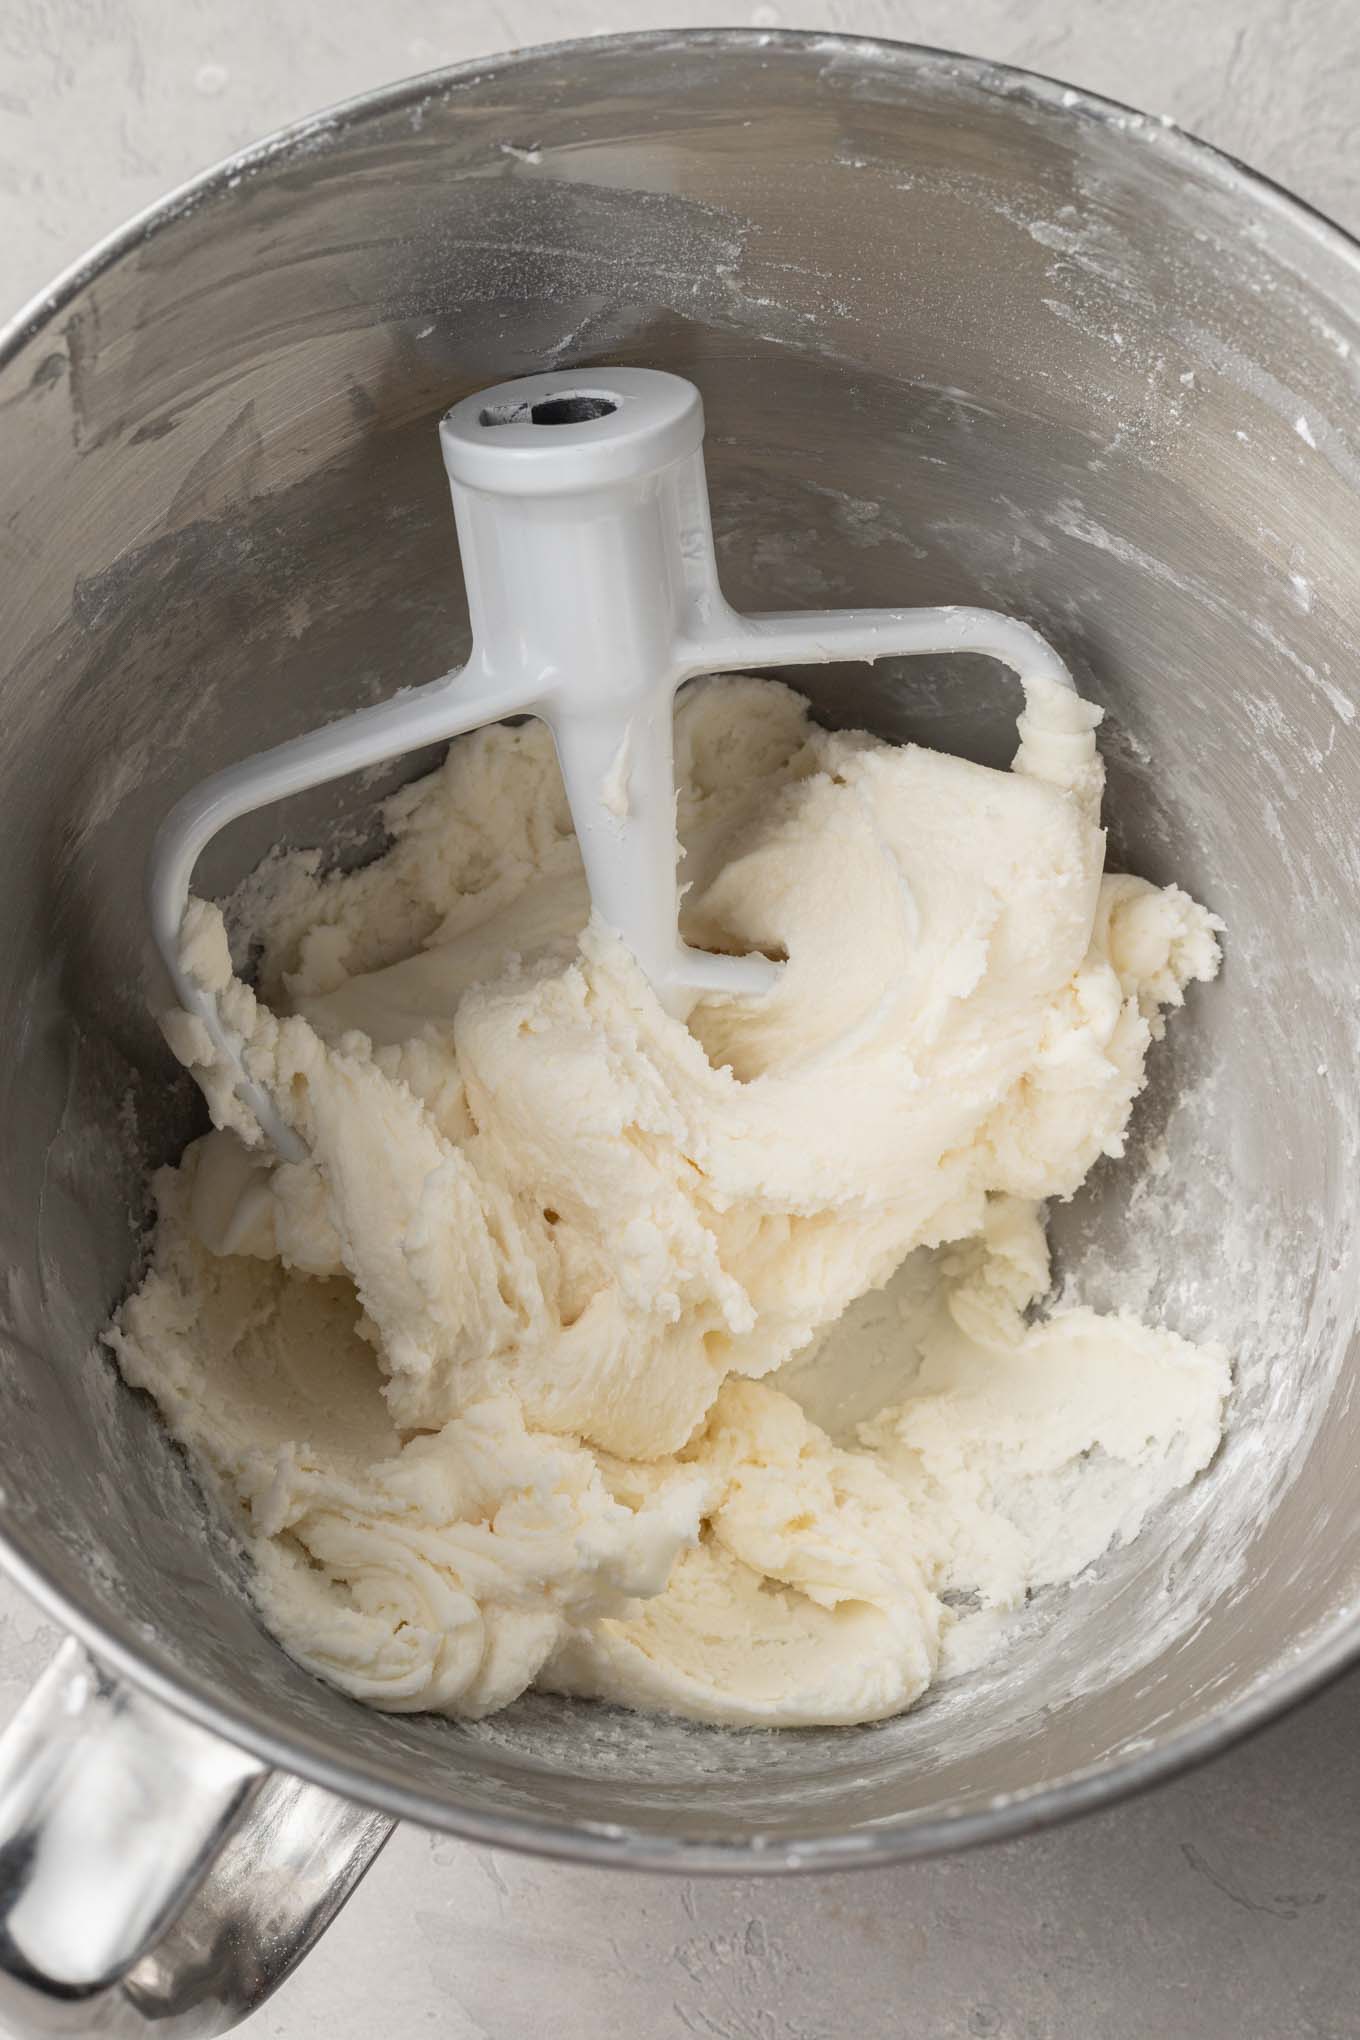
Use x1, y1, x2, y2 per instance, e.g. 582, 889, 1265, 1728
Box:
0, 1636, 393, 2036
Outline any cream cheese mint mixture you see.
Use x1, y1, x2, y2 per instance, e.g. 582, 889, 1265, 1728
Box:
109, 674, 1227, 1726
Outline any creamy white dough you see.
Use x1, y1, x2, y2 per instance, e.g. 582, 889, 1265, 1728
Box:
110, 674, 1228, 1727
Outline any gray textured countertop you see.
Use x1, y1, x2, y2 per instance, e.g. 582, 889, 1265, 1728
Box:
3, 3, 1359, 2035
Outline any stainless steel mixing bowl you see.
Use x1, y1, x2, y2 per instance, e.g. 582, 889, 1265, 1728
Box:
3, 28, 1360, 2037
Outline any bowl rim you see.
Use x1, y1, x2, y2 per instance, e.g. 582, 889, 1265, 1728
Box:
3, 23, 1359, 1874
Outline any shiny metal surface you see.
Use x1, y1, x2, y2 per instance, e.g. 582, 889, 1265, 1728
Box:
0, 15, 1358, 1987
0, 1640, 392, 2035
